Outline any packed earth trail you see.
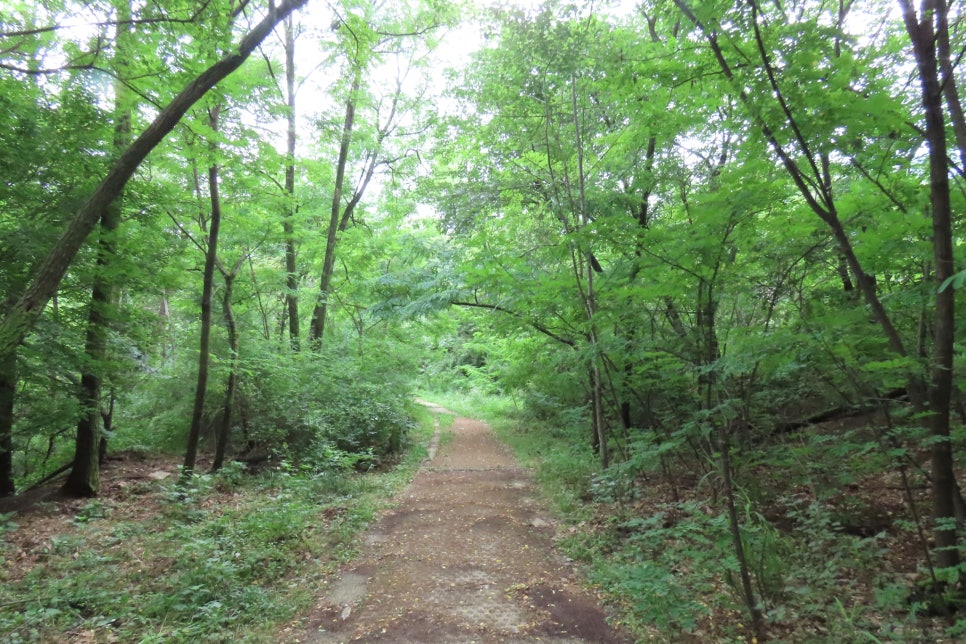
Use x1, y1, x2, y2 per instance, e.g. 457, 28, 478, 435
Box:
283, 403, 631, 643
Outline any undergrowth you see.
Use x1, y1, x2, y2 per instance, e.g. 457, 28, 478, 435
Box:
446, 392, 954, 643
0, 406, 435, 643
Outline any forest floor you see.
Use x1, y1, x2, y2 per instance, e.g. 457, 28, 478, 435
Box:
280, 402, 632, 643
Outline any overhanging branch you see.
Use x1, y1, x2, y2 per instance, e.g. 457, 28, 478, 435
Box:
451, 300, 576, 347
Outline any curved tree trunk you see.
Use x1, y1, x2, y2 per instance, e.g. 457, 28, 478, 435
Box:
0, 0, 309, 366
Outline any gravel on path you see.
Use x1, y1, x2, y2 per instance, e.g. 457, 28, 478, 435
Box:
284, 406, 631, 644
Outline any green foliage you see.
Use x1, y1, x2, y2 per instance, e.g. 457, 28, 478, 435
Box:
0, 409, 434, 642
1, 0, 964, 640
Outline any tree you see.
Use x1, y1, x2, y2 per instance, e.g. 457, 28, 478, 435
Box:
308, 1, 443, 347
670, 0, 962, 585
0, 0, 309, 494
183, 103, 225, 478
63, 0, 135, 498
898, 0, 960, 576
281, 15, 302, 351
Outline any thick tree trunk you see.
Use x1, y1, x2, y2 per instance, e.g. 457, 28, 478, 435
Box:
64, 5, 132, 497
0, 0, 308, 367
66, 371, 108, 496
283, 17, 301, 351
184, 105, 223, 477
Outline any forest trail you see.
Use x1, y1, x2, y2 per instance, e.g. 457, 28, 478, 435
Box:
283, 403, 630, 643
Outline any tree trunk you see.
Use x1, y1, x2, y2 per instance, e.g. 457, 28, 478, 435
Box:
718, 424, 764, 637
99, 391, 114, 466
0, 0, 309, 367
64, 2, 133, 497
184, 104, 223, 477
899, 0, 960, 573
936, 1, 966, 174
309, 64, 363, 348
0, 354, 15, 496
283, 16, 301, 351
212, 270, 239, 472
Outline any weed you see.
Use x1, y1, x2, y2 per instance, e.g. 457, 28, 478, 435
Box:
72, 499, 112, 524
0, 511, 18, 538
0, 406, 437, 642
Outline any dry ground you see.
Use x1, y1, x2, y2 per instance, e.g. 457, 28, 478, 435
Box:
282, 403, 630, 643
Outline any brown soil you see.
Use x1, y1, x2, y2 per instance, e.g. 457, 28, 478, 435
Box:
281, 404, 631, 643
0, 451, 187, 583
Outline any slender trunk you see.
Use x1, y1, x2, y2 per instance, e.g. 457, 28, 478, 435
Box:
900, 0, 960, 572
309, 65, 362, 348
184, 104, 223, 477
568, 71, 608, 467
937, 0, 966, 173
283, 17, 301, 351
699, 274, 759, 628
212, 271, 238, 472
826, 205, 927, 423
718, 424, 763, 636
591, 356, 608, 467
836, 254, 854, 292
64, 5, 132, 497
589, 369, 601, 453
98, 391, 114, 465
0, 354, 15, 496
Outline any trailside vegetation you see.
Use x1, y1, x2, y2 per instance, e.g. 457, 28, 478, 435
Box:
413, 0, 966, 640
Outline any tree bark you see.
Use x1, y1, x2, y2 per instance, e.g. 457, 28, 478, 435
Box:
309, 64, 362, 348
936, 0, 966, 174
212, 268, 240, 472
0, 354, 15, 496
184, 104, 223, 477
99, 392, 114, 465
718, 424, 764, 637
283, 16, 301, 351
899, 0, 960, 573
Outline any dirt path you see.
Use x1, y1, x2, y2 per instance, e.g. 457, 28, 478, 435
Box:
285, 404, 630, 643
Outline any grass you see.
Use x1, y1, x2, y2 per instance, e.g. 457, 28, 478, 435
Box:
0, 410, 436, 643
416, 389, 519, 433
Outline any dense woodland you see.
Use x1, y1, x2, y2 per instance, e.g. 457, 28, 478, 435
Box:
3, 0, 966, 640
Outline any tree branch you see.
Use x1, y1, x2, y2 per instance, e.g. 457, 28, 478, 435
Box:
0, 1, 216, 39
451, 300, 576, 347
0, 0, 310, 362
